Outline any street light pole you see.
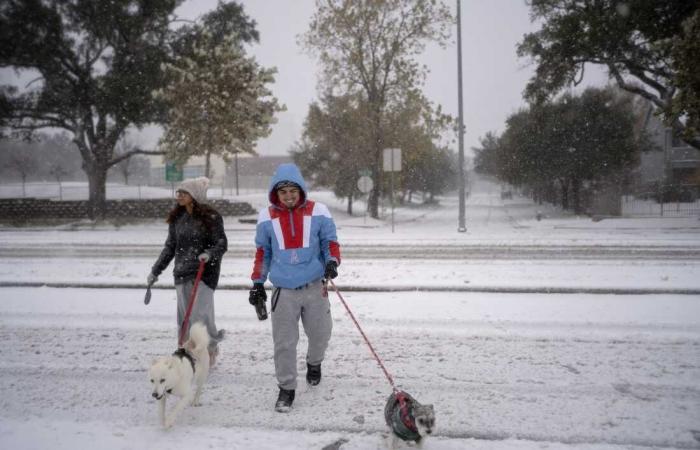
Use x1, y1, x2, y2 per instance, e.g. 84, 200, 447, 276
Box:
234, 151, 239, 196
457, 0, 467, 232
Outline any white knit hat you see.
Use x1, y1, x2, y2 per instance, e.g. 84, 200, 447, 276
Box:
177, 177, 209, 204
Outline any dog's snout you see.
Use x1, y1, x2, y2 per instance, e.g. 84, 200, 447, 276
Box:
152, 393, 159, 399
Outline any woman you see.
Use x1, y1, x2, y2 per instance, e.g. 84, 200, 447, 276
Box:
148, 177, 227, 364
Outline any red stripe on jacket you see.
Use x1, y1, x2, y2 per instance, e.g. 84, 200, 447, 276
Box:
269, 201, 315, 250
251, 247, 265, 280
329, 240, 341, 264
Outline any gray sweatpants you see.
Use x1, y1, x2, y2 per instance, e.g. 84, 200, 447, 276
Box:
175, 280, 222, 352
271, 279, 333, 390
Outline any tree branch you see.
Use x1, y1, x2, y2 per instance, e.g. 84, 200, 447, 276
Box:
109, 147, 164, 166
608, 65, 667, 110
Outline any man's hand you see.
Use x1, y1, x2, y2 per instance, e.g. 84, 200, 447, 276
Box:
249, 283, 268, 320
147, 273, 158, 285
249, 283, 267, 304
324, 260, 338, 280
198, 252, 210, 263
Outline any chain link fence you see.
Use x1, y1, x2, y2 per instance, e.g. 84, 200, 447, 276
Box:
621, 183, 700, 217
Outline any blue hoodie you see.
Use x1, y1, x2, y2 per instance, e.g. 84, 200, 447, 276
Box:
251, 163, 341, 289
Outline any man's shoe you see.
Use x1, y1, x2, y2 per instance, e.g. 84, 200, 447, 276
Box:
306, 363, 321, 386
275, 388, 295, 413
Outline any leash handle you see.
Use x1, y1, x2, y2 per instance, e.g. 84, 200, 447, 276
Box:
178, 260, 206, 347
328, 279, 397, 390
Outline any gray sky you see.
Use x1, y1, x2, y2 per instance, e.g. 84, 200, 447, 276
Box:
2, 0, 609, 157
180, 0, 607, 157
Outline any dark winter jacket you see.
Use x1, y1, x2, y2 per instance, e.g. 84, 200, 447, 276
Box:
152, 209, 228, 289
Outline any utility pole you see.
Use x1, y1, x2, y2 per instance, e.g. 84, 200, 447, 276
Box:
457, 0, 467, 232
234, 151, 239, 196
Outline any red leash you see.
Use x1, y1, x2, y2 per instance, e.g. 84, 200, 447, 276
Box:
328, 279, 417, 433
178, 260, 206, 348
327, 278, 398, 393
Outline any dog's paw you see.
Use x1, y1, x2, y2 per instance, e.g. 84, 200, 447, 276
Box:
164, 417, 176, 429
192, 399, 202, 407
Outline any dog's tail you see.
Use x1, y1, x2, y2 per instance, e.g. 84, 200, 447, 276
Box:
185, 322, 210, 357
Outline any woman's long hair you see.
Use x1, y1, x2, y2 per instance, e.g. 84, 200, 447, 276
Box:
166, 201, 219, 230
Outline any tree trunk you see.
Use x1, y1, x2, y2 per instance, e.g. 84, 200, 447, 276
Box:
347, 194, 353, 215
369, 145, 381, 218
87, 164, 108, 220
572, 178, 582, 214
560, 178, 570, 210
367, 101, 384, 219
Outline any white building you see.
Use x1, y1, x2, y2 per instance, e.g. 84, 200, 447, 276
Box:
148, 154, 292, 191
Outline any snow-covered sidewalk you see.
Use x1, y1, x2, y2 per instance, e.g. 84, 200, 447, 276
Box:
1, 255, 699, 294
1, 287, 699, 449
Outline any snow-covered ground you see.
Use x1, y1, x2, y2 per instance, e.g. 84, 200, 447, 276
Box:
1, 175, 699, 449
1, 287, 699, 450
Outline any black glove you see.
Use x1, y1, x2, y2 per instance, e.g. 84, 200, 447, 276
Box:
249, 283, 268, 320
324, 260, 338, 280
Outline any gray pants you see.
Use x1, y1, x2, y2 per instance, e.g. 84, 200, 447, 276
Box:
271, 279, 333, 390
175, 281, 222, 352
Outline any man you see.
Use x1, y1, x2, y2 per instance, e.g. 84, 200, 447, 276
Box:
248, 163, 341, 412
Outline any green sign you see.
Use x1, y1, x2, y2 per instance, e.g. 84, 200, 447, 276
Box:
358, 168, 371, 177
165, 161, 183, 182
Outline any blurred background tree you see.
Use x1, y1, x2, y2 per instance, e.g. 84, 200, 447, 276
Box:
301, 0, 454, 218
518, 0, 700, 149
0, 1, 268, 218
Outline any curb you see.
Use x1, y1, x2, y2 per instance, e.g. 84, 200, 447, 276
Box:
1, 281, 699, 295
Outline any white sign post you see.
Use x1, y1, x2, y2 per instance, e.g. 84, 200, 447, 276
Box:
382, 148, 402, 233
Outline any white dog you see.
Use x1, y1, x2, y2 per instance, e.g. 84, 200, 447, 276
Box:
148, 322, 210, 428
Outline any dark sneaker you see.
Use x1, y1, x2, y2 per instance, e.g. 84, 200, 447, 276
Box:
306, 363, 322, 386
275, 388, 295, 413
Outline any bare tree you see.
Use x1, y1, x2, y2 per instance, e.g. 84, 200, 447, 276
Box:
8, 152, 34, 197
49, 163, 69, 200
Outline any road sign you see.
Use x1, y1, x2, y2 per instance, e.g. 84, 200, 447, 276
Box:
357, 175, 374, 194
383, 148, 402, 172
165, 161, 183, 182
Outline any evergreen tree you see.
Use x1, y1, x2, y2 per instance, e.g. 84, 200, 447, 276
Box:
155, 31, 283, 176
518, 0, 700, 149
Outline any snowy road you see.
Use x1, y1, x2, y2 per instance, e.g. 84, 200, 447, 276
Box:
2, 241, 700, 260
1, 287, 699, 449
1, 177, 699, 449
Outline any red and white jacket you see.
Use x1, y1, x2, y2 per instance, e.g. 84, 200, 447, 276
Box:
251, 164, 340, 289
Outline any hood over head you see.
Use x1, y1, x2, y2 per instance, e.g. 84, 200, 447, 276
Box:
269, 163, 307, 207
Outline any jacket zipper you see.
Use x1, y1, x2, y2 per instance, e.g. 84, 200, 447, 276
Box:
288, 209, 295, 238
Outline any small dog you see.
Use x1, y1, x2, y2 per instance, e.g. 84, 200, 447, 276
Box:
384, 390, 435, 448
148, 322, 210, 428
